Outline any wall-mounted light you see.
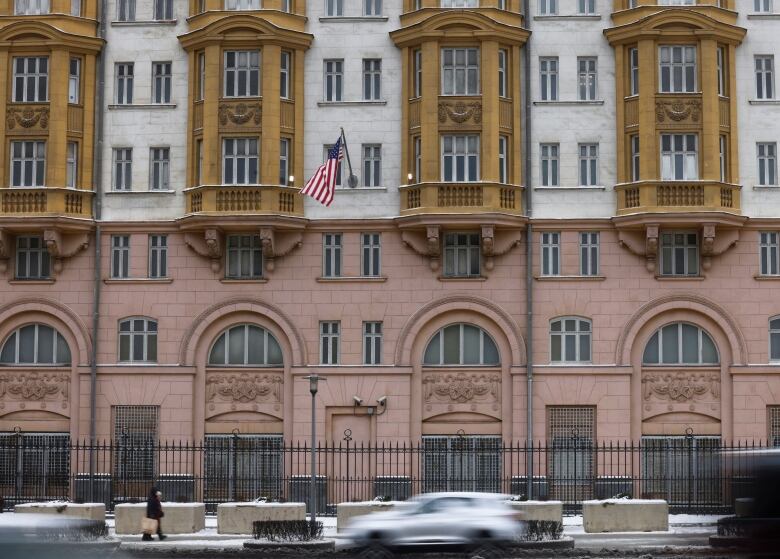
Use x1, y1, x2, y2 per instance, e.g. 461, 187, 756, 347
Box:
407, 173, 413, 183
288, 175, 295, 185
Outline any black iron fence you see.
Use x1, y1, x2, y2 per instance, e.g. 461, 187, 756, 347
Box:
0, 434, 774, 515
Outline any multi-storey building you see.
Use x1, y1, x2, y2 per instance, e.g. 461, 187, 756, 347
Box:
1, 0, 780, 501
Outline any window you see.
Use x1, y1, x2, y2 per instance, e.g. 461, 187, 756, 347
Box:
770, 318, 780, 361
68, 58, 80, 104
364, 0, 381, 15
660, 232, 698, 276
719, 135, 727, 182
578, 143, 598, 186
541, 232, 560, 276
326, 0, 343, 16
550, 317, 591, 363
280, 51, 291, 99
756, 56, 775, 100
154, 0, 172, 19
441, 0, 477, 6
279, 138, 290, 185
14, 0, 50, 14
361, 233, 381, 277
281, 0, 291, 11
115, 63, 134, 104
0, 324, 70, 365
66, 142, 78, 188
441, 48, 479, 96
196, 139, 203, 185
548, 407, 595, 495
642, 322, 718, 365
716, 47, 725, 96
11, 140, 46, 187
151, 62, 172, 104
208, 324, 282, 366
580, 232, 599, 276
320, 321, 340, 365
111, 235, 130, 279
629, 48, 639, 96
499, 136, 508, 184
578, 57, 597, 101
422, 436, 501, 493
116, 0, 135, 21
755, 0, 773, 12
71, 0, 81, 16
224, 51, 259, 97
424, 324, 499, 366
659, 46, 696, 93
414, 136, 422, 183
443, 233, 480, 278
118, 318, 157, 362
113, 406, 158, 483
442, 135, 479, 182
758, 143, 778, 186
226, 235, 262, 279
222, 138, 258, 184
13, 57, 48, 102
761, 232, 779, 276
539, 57, 558, 101
362, 144, 381, 187
540, 143, 559, 186
148, 235, 167, 278
661, 134, 698, 181
324, 59, 343, 102
149, 147, 169, 190
769, 406, 780, 446
322, 233, 342, 278
414, 50, 422, 98
539, 0, 557, 15
15, 237, 50, 280
225, 0, 260, 8
630, 135, 640, 181
363, 59, 381, 101
578, 0, 594, 14
498, 49, 508, 98
113, 148, 132, 191
658, 0, 695, 5
197, 52, 206, 101
363, 322, 382, 365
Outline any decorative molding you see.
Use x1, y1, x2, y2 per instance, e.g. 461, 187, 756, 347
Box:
642, 371, 720, 403
700, 224, 739, 270
655, 99, 701, 124
206, 372, 283, 409
0, 229, 9, 274
401, 226, 441, 271
42, 230, 89, 275
0, 372, 69, 407
184, 229, 223, 273
259, 228, 303, 272
438, 101, 482, 125
6, 106, 49, 130
423, 371, 500, 404
218, 102, 261, 126
481, 226, 522, 272
645, 224, 659, 273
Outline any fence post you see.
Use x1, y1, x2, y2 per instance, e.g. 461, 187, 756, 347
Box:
686, 427, 694, 514
231, 429, 240, 502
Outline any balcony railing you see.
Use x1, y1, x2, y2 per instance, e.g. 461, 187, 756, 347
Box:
184, 184, 303, 217
616, 180, 740, 216
0, 188, 93, 218
399, 182, 523, 216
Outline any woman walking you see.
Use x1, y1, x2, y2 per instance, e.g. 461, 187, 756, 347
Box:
142, 487, 166, 541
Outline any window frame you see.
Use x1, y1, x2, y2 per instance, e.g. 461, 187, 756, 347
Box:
15, 0, 51, 14
760, 232, 780, 277
13, 56, 48, 103
154, 0, 173, 19
660, 133, 698, 181
659, 231, 699, 277
629, 47, 639, 96
279, 137, 291, 186
498, 135, 508, 184
498, 49, 508, 98
280, 51, 291, 100
630, 134, 640, 182
207, 323, 283, 367
364, 0, 382, 16
222, 137, 259, 185
112, 147, 132, 191
323, 59, 344, 102
326, 0, 343, 16
362, 58, 381, 101
642, 322, 719, 366
148, 234, 168, 279
758, 142, 778, 186
577, 56, 598, 101
422, 323, 500, 367
755, 55, 775, 100
149, 147, 170, 191
441, 134, 480, 182
361, 232, 381, 277
539, 0, 557, 15
322, 233, 343, 278
224, 0, 261, 8
66, 141, 78, 189
225, 234, 263, 280
549, 317, 592, 364
115, 62, 134, 104
110, 234, 130, 279
540, 143, 559, 187
363, 321, 382, 365
541, 231, 561, 277
658, 45, 697, 94
118, 317, 158, 363
579, 232, 599, 277
443, 232, 481, 278
10, 140, 46, 188
440, 47, 480, 96
320, 321, 340, 365
151, 61, 172, 104
68, 57, 81, 104
0, 323, 70, 366
770, 317, 780, 362
539, 57, 558, 101
578, 143, 599, 186
223, 50, 260, 98
116, 0, 136, 21
577, 0, 595, 15
15, 236, 50, 280
362, 144, 382, 187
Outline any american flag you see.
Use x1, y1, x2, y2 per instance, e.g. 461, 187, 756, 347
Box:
301, 137, 344, 207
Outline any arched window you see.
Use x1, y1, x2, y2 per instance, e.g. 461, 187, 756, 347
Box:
550, 317, 592, 363
643, 322, 719, 365
208, 324, 283, 367
119, 318, 157, 363
0, 324, 71, 365
423, 323, 499, 366
769, 317, 780, 362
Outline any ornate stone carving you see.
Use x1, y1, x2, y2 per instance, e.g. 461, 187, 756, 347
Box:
0, 372, 69, 403
438, 101, 482, 125
401, 226, 441, 271
0, 229, 9, 274
481, 226, 522, 272
206, 373, 283, 405
185, 229, 223, 273
6, 106, 50, 130
219, 103, 261, 126
259, 228, 303, 272
642, 372, 720, 403
655, 100, 701, 123
423, 372, 500, 404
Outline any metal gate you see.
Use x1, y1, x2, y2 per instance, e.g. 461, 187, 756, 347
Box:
422, 435, 501, 493
0, 432, 70, 506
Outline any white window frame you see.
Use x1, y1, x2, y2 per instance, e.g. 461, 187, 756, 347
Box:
71, 0, 82, 16
441, 135, 479, 182
443, 232, 481, 278
118, 318, 158, 363
550, 317, 592, 364
539, 57, 558, 101
112, 147, 132, 191
630, 134, 640, 182
148, 235, 168, 279
326, 0, 343, 16
629, 47, 639, 96
154, 0, 173, 19
111, 235, 130, 279
579, 232, 599, 276
197, 52, 206, 102
760, 232, 780, 277
15, 236, 50, 280
280, 51, 291, 99
361, 232, 381, 277
222, 138, 259, 185
423, 324, 500, 366
660, 231, 699, 277
540, 143, 559, 186
499, 135, 508, 184
716, 46, 726, 97
66, 142, 78, 189
322, 233, 342, 278
363, 59, 381, 101
578, 0, 595, 15
320, 321, 340, 365
225, 234, 263, 279
208, 324, 283, 367
13, 56, 48, 103
11, 140, 46, 188
15, 0, 50, 14
364, 0, 381, 16
498, 49, 508, 98
756, 55, 775, 100
578, 143, 599, 186
414, 136, 422, 183
0, 324, 69, 365
224, 0, 261, 9
115, 62, 134, 104
642, 322, 719, 365
770, 316, 780, 362
116, 0, 135, 21
577, 57, 597, 101
758, 142, 778, 186
149, 147, 170, 191
324, 59, 343, 102
539, 0, 557, 15
414, 50, 422, 98
69, 58, 80, 104
363, 322, 382, 365
659, 45, 697, 93
279, 138, 290, 185
152, 61, 172, 104
755, 0, 774, 13
224, 51, 260, 98
661, 133, 698, 181
441, 48, 480, 96
440, 0, 477, 7
541, 232, 561, 276
362, 144, 381, 187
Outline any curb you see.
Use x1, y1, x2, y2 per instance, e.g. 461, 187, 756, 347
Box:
510, 536, 575, 549
244, 539, 336, 551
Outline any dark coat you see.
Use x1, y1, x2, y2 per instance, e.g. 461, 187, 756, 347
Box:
146, 489, 163, 520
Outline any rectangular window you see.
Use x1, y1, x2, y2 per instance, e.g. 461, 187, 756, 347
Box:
629, 47, 639, 96
119, 319, 157, 363
550, 317, 592, 364
149, 235, 167, 279
578, 0, 595, 14
320, 321, 340, 365
578, 143, 598, 186
66, 142, 78, 189
112, 406, 159, 482
661, 134, 698, 181
115, 62, 134, 104
226, 235, 262, 279
770, 406, 780, 446
498, 49, 508, 98
540, 57, 558, 101
280, 51, 291, 99
578, 57, 597, 101
225, 0, 261, 8
222, 138, 258, 184
361, 233, 381, 277
659, 45, 697, 93
116, 0, 135, 21
755, 0, 773, 12
422, 435, 501, 493
281, 0, 291, 11
716, 46, 726, 96
363, 59, 381, 101
113, 148, 132, 191
758, 142, 778, 186
279, 138, 290, 185
362, 144, 381, 187
414, 50, 422, 98
499, 135, 508, 184
760, 232, 779, 276
152, 62, 172, 104
224, 51, 260, 97
414, 136, 422, 183
548, 406, 595, 497
15, 0, 50, 14
10, 140, 46, 187
322, 233, 342, 278
195, 139, 203, 185
442, 135, 479, 182
68, 58, 80, 104
720, 135, 727, 182
149, 147, 170, 191
111, 235, 130, 279
660, 232, 699, 276
13, 57, 48, 103
364, 0, 381, 15
541, 232, 561, 276
440, 0, 477, 6
326, 0, 343, 16
444, 233, 480, 278
197, 52, 206, 101
363, 322, 382, 365
580, 232, 599, 276
324, 59, 343, 102
540, 143, 559, 186
71, 0, 81, 15
16, 236, 50, 280
539, 0, 557, 15
756, 56, 775, 100
441, 48, 479, 96
631, 135, 640, 181
154, 0, 172, 19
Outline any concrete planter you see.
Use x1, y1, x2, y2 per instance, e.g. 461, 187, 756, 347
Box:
336, 501, 401, 532
582, 499, 668, 533
114, 502, 206, 535
217, 502, 306, 535
504, 500, 563, 523
14, 502, 106, 522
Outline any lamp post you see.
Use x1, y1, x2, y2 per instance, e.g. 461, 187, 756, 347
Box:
303, 374, 326, 535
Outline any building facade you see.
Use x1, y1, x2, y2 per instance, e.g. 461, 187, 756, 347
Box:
1, 0, 780, 488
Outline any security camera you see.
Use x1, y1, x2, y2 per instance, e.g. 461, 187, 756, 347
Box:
352, 396, 364, 406
376, 396, 387, 406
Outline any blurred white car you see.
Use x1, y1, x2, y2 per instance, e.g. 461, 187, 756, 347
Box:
344, 492, 525, 551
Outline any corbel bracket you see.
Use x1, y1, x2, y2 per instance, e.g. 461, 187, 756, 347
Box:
0, 229, 9, 274
481, 225, 522, 271
259, 228, 303, 272
401, 226, 441, 271
43, 229, 90, 275
184, 228, 223, 273
617, 224, 659, 273
701, 223, 740, 270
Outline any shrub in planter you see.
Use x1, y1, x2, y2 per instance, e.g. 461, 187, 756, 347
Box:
252, 520, 324, 542
522, 520, 563, 542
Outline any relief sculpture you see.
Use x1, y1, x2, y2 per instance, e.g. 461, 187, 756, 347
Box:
423, 372, 500, 404
0, 372, 69, 410
206, 372, 283, 410
642, 372, 720, 402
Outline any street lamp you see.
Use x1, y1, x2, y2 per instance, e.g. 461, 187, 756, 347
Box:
302, 374, 326, 534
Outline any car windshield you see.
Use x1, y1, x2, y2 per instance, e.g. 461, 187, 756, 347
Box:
418, 497, 474, 513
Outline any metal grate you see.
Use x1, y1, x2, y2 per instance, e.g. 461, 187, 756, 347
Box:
0, 432, 69, 506
641, 436, 721, 506
769, 407, 780, 447
113, 405, 159, 494
422, 435, 501, 493
547, 406, 595, 501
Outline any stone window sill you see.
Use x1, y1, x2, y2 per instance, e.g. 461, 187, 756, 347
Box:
654, 275, 706, 281
317, 276, 387, 283
752, 185, 780, 190
317, 100, 387, 107
220, 278, 268, 284
754, 275, 780, 281
333, 186, 388, 193
535, 275, 606, 281
103, 278, 173, 285
318, 16, 389, 22
748, 99, 780, 105
111, 19, 177, 26
747, 13, 780, 19
533, 100, 605, 106
533, 14, 601, 21
438, 276, 487, 282
108, 104, 177, 110
106, 190, 176, 195
534, 186, 607, 191
8, 279, 54, 285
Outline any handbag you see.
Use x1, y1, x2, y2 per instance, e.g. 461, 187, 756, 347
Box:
141, 517, 159, 534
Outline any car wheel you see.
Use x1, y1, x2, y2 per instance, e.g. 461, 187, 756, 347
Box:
360, 543, 394, 559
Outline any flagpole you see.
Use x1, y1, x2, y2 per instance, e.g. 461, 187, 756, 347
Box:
340, 127, 358, 188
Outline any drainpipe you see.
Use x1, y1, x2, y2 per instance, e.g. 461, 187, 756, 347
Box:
89, 0, 108, 501
522, 0, 534, 500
